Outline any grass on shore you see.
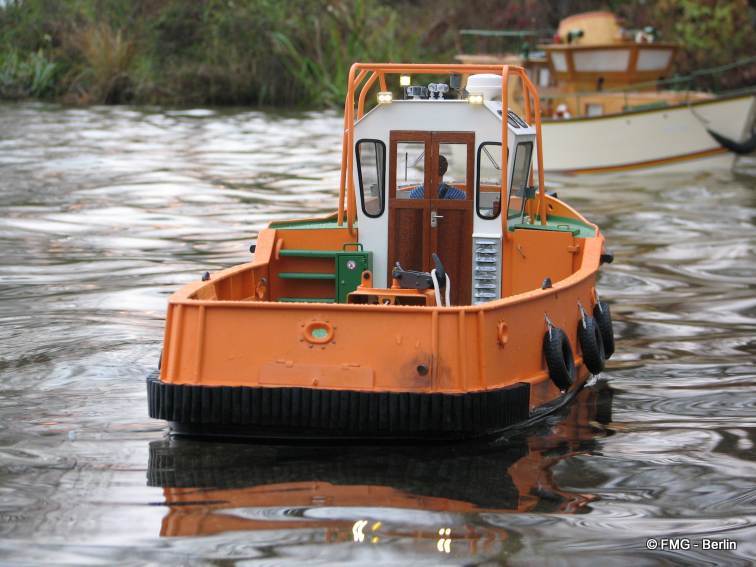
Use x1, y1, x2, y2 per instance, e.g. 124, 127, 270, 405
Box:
0, 0, 753, 107
0, 0, 429, 106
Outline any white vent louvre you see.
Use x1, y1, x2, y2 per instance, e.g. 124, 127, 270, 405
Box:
472, 235, 501, 305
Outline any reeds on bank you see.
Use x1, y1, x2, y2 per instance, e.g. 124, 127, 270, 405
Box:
0, 0, 425, 106
0, 0, 753, 107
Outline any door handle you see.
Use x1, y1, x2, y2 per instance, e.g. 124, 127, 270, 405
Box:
430, 210, 444, 228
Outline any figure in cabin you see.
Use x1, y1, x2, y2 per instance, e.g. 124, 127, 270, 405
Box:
409, 155, 466, 199
554, 103, 572, 119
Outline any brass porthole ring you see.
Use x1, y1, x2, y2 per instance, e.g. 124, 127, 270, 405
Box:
303, 320, 334, 345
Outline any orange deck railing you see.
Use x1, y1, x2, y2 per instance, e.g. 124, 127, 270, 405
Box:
336, 63, 548, 235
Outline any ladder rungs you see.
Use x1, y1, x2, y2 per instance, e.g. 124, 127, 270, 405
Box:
279, 249, 340, 258
279, 272, 336, 280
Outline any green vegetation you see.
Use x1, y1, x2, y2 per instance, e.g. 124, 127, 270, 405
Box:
0, 0, 753, 106
0, 49, 58, 98
0, 0, 425, 105
652, 0, 756, 91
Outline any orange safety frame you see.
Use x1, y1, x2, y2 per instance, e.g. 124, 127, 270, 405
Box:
337, 63, 548, 236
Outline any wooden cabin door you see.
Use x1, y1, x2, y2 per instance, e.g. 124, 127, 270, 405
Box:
388, 131, 474, 305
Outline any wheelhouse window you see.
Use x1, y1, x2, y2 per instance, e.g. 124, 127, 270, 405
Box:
356, 139, 386, 217
636, 48, 673, 71
395, 141, 425, 200
476, 142, 503, 219
436, 143, 469, 200
507, 142, 533, 220
550, 52, 567, 72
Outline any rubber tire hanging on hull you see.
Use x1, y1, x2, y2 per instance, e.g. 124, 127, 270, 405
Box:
577, 315, 605, 375
543, 327, 575, 391
593, 301, 615, 358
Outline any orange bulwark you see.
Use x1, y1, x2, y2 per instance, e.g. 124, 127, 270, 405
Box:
147, 62, 615, 439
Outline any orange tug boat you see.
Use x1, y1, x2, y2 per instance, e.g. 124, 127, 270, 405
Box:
147, 63, 616, 439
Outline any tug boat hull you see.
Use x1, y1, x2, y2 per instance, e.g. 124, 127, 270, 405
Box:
147, 63, 613, 440
147, 210, 600, 440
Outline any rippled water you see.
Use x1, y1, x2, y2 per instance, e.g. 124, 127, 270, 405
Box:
1, 102, 754, 565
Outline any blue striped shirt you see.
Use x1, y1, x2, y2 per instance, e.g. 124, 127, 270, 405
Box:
409, 183, 466, 200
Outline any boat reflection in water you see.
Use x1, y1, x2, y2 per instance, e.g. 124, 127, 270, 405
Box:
148, 382, 613, 558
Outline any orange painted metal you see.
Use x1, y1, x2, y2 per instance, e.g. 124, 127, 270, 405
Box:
157, 63, 608, 414
159, 197, 602, 407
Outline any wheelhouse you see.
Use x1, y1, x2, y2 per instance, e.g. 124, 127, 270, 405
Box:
354, 88, 537, 305
341, 64, 551, 307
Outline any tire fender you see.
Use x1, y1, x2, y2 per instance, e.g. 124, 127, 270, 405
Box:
543, 327, 575, 391
578, 315, 605, 374
593, 301, 615, 358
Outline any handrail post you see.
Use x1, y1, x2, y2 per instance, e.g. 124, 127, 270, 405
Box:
337, 93, 350, 225
521, 74, 531, 123
346, 69, 368, 234
357, 71, 379, 118
378, 73, 387, 91
520, 71, 537, 224
500, 65, 510, 240
526, 75, 547, 225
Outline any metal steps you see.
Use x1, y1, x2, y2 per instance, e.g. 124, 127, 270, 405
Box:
276, 246, 372, 304
278, 272, 336, 280
279, 249, 340, 258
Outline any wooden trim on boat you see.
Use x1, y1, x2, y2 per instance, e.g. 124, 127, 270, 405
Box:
388, 130, 432, 272
551, 146, 729, 175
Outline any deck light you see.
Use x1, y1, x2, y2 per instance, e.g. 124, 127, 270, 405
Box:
400, 75, 411, 87
377, 91, 393, 104
468, 93, 484, 104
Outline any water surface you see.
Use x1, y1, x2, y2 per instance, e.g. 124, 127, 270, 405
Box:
0, 102, 755, 565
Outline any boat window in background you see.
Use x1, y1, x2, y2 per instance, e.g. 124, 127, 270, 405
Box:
507, 142, 533, 220
586, 103, 604, 117
538, 68, 551, 88
636, 48, 674, 71
356, 139, 386, 217
476, 142, 502, 220
550, 51, 567, 72
396, 141, 425, 200
573, 49, 631, 72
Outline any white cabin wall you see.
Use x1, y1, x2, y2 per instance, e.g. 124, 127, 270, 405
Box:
353, 101, 496, 287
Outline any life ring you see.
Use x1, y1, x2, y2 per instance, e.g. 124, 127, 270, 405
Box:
543, 327, 575, 390
578, 315, 605, 374
593, 301, 615, 358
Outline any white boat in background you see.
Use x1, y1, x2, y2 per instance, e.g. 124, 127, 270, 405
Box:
457, 11, 756, 175
541, 92, 755, 175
